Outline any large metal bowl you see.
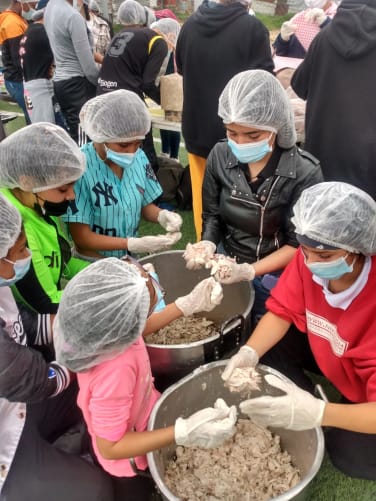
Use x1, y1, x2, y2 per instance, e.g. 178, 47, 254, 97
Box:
139, 251, 254, 389
147, 361, 324, 501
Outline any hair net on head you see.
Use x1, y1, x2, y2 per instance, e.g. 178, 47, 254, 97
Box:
0, 123, 85, 193
0, 193, 22, 258
118, 0, 146, 25
144, 6, 156, 26
54, 258, 150, 372
88, 0, 99, 12
150, 18, 181, 48
80, 89, 151, 143
218, 69, 297, 149
292, 182, 376, 255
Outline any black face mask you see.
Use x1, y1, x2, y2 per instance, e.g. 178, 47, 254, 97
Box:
34, 198, 70, 217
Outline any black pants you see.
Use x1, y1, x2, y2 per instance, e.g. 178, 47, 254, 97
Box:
260, 327, 376, 480
142, 129, 159, 174
112, 472, 156, 501
1, 383, 114, 501
54, 76, 96, 143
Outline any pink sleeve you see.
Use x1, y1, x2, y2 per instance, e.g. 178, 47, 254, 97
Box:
266, 251, 308, 333
89, 361, 136, 442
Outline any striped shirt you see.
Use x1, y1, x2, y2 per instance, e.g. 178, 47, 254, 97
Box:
64, 142, 162, 259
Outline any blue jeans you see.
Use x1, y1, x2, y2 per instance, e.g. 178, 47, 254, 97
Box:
251, 272, 281, 327
5, 79, 31, 124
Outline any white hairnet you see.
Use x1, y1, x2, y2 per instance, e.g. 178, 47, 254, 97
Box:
54, 258, 150, 372
218, 69, 297, 149
150, 18, 181, 48
0, 193, 22, 258
144, 6, 156, 26
118, 0, 146, 25
79, 89, 151, 143
0, 123, 85, 193
292, 182, 376, 255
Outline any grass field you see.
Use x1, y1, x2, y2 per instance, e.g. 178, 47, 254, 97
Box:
1, 11, 376, 497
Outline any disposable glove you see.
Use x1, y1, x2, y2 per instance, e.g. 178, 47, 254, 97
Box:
221, 345, 259, 382
209, 255, 256, 284
175, 277, 223, 317
157, 209, 183, 232
304, 7, 327, 26
175, 398, 237, 448
280, 21, 298, 41
183, 241, 216, 270
127, 232, 181, 253
239, 374, 326, 431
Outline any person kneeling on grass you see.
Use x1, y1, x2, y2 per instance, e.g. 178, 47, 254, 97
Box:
54, 258, 236, 501
222, 181, 376, 480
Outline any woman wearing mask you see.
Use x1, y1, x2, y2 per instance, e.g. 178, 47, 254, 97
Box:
65, 89, 182, 261
0, 193, 114, 501
222, 182, 376, 480
184, 70, 323, 324
0, 122, 87, 314
274, 0, 337, 58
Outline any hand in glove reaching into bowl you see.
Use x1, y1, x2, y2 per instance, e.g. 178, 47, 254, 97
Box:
208, 255, 256, 284
239, 375, 326, 431
175, 398, 237, 448
175, 277, 223, 317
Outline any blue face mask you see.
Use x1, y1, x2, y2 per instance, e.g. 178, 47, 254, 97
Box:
228, 134, 273, 164
0, 249, 32, 287
305, 253, 356, 280
105, 145, 137, 169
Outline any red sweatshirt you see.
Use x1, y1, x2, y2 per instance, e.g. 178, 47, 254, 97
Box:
266, 251, 376, 403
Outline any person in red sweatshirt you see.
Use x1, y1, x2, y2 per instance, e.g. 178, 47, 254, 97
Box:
222, 181, 376, 480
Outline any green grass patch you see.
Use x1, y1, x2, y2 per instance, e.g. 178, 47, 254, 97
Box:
256, 13, 294, 31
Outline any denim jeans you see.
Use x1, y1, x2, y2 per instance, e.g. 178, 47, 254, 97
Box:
5, 79, 31, 124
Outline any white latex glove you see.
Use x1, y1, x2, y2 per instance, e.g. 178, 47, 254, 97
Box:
221, 345, 259, 382
175, 398, 237, 448
175, 277, 223, 317
157, 209, 183, 232
304, 7, 327, 26
127, 232, 181, 253
239, 374, 326, 431
183, 241, 216, 270
280, 20, 298, 41
209, 255, 256, 284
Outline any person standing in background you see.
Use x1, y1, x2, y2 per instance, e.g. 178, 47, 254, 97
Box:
176, 0, 274, 240
97, 0, 168, 173
44, 0, 98, 142
274, 0, 337, 59
19, 7, 66, 127
291, 0, 376, 200
0, 0, 30, 123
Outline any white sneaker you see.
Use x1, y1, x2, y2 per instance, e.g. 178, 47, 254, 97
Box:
159, 152, 170, 158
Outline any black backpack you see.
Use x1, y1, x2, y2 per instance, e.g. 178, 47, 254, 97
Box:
156, 156, 192, 211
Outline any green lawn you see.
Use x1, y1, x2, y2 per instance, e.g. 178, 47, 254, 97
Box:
1, 16, 376, 495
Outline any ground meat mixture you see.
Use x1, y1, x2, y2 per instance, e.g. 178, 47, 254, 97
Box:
146, 317, 218, 345
165, 419, 300, 501
224, 368, 262, 397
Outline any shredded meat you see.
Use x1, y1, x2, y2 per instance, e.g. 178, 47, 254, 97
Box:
146, 317, 218, 345
224, 368, 262, 397
165, 419, 300, 501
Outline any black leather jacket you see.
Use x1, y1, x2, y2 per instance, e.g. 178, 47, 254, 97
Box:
202, 142, 323, 264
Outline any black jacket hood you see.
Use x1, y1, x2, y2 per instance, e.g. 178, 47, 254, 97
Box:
192, 0, 249, 37
327, 0, 376, 59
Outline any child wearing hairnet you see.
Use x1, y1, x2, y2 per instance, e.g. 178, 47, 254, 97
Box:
184, 69, 323, 326
0, 193, 114, 501
223, 182, 376, 480
55, 258, 236, 499
0, 123, 88, 314
65, 89, 183, 262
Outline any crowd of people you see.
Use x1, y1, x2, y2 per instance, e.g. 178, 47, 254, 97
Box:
0, 0, 375, 499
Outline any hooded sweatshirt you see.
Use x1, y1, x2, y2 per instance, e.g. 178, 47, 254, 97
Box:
291, 0, 376, 199
176, 1, 274, 158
